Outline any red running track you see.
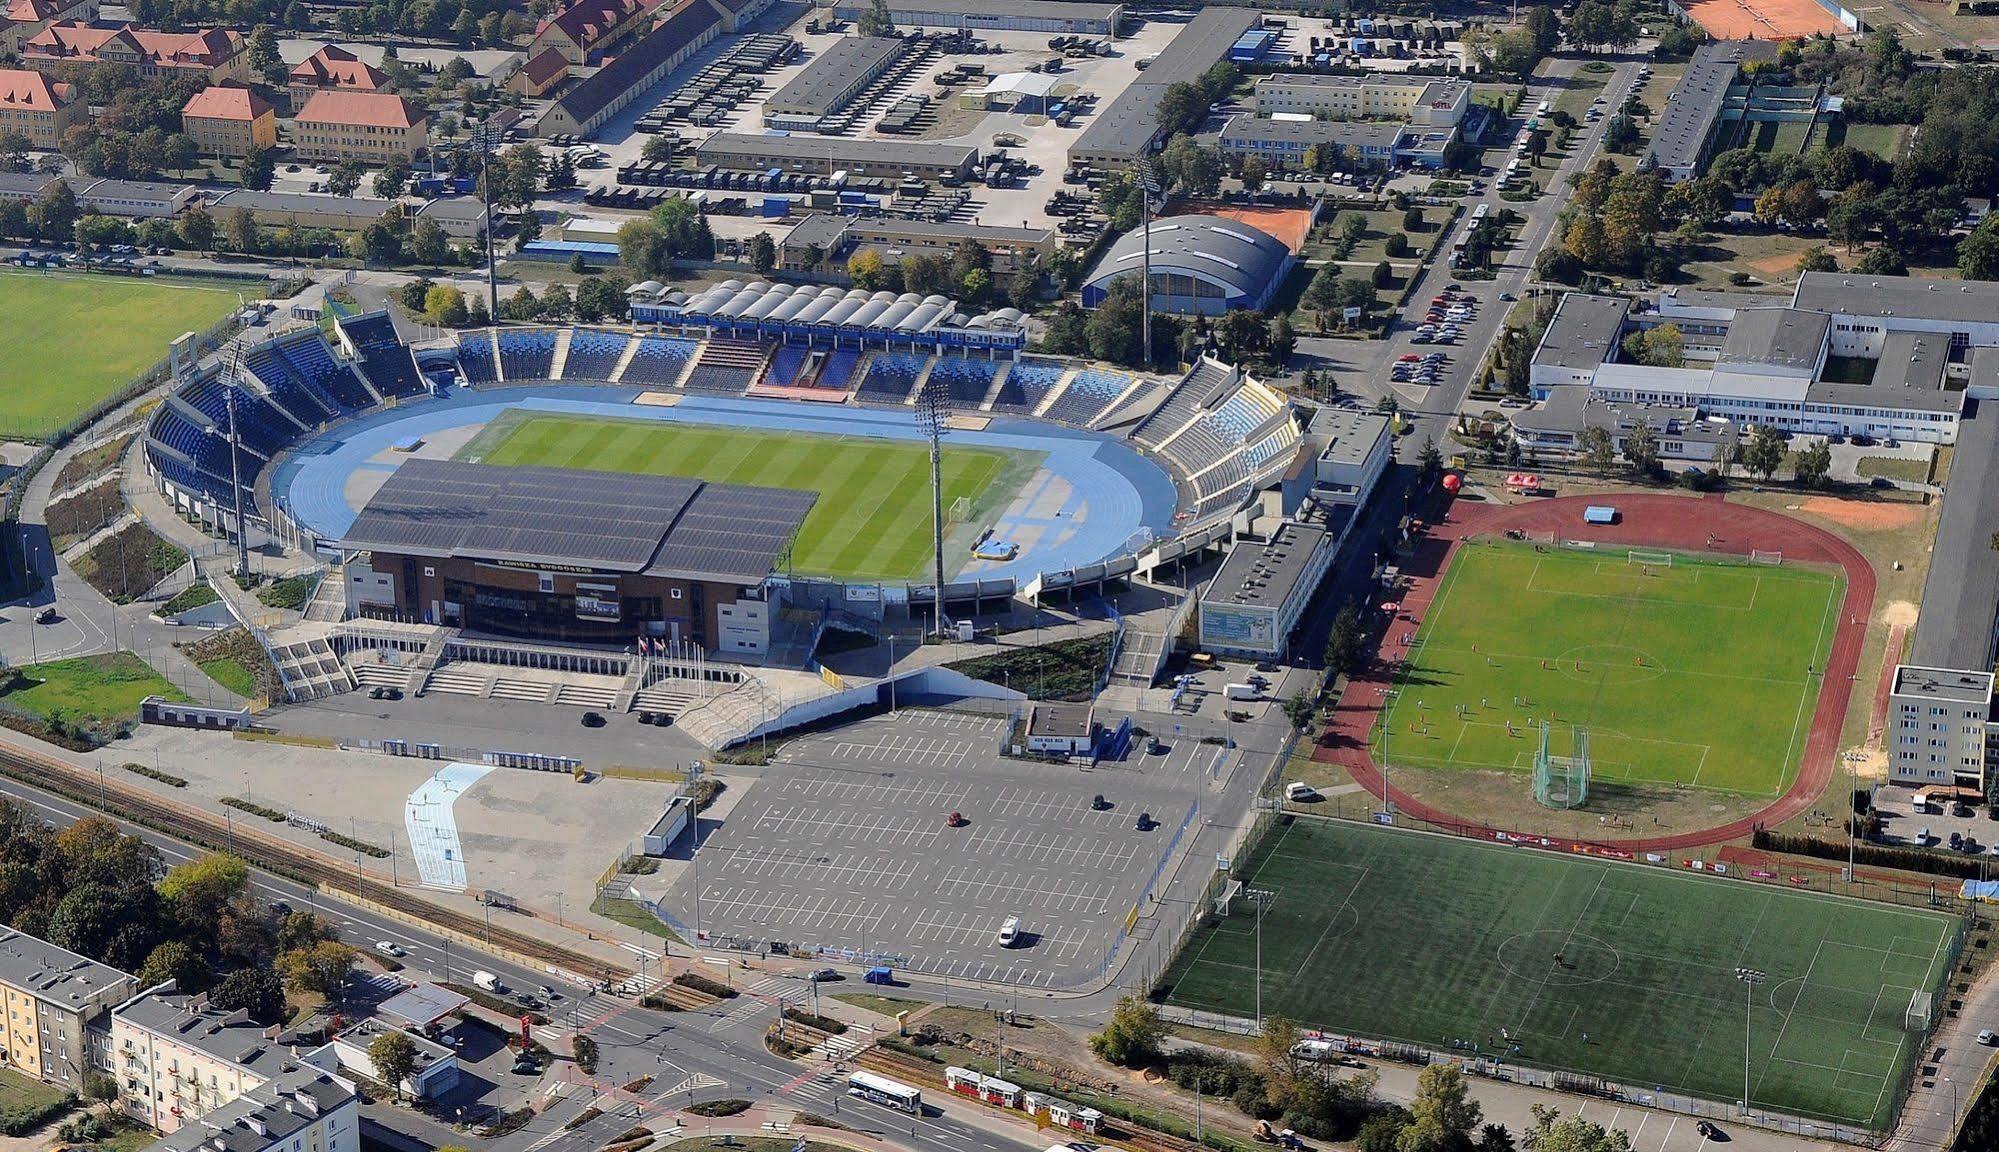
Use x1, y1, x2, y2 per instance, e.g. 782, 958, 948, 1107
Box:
1312, 492, 1875, 855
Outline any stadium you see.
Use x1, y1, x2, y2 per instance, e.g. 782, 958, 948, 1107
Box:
138, 282, 1308, 734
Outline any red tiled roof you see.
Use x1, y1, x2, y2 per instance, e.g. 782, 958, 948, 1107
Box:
25, 21, 242, 67
295, 89, 424, 129
182, 84, 272, 122
3, 0, 62, 23
536, 0, 644, 47
519, 46, 569, 86
0, 66, 71, 111
290, 43, 387, 90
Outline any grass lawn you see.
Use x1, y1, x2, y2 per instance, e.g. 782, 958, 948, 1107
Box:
198, 657, 258, 697
463, 412, 1040, 582
1679, 229, 1825, 292
830, 992, 925, 1016
1159, 818, 1957, 1129
0, 271, 240, 440
0, 1065, 69, 1111
1818, 121, 1910, 161
0, 652, 189, 727
1550, 71, 1608, 125
1745, 119, 1813, 157
589, 893, 684, 945
1856, 455, 1935, 484
1372, 539, 1841, 796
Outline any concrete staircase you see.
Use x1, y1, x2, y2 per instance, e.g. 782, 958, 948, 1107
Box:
406, 630, 455, 695
422, 665, 491, 698
273, 636, 354, 701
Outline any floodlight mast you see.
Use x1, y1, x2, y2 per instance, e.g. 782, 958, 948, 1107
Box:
918, 381, 949, 637
223, 346, 251, 576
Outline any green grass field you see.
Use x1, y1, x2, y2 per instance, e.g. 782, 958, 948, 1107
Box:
1373, 540, 1841, 796
1161, 819, 1956, 1129
0, 271, 240, 439
464, 413, 1040, 581
0, 652, 189, 725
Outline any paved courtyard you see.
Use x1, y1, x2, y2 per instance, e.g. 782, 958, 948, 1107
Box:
669, 710, 1212, 987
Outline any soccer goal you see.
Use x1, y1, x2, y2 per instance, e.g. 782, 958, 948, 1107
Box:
1906, 989, 1934, 1032
1214, 878, 1243, 918
1751, 549, 1784, 566
948, 496, 972, 524
1534, 723, 1591, 809
1626, 550, 1674, 568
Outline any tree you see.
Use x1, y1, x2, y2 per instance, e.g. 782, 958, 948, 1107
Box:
1239, 155, 1269, 193
1620, 323, 1682, 368
179, 207, 215, 253
619, 217, 670, 278
960, 267, 992, 306
424, 284, 469, 326
1218, 309, 1268, 358
1577, 426, 1616, 474
276, 941, 356, 995
1622, 423, 1661, 476
1323, 599, 1366, 674
538, 283, 573, 321
1742, 424, 1787, 481
137, 941, 206, 992
409, 217, 449, 265
1796, 246, 1839, 274
1269, 312, 1295, 363
1403, 206, 1425, 233
1418, 435, 1443, 477
326, 157, 365, 198
748, 231, 776, 274
226, 206, 260, 253
374, 158, 412, 199
1521, 1107, 1631, 1152
849, 247, 887, 290
1156, 82, 1208, 138
642, 136, 677, 163
1791, 438, 1833, 487
572, 1034, 599, 1075
275, 909, 337, 955
1477, 1126, 1516, 1152
576, 275, 630, 324
857, 0, 895, 36
48, 882, 161, 972
1855, 247, 1907, 276
241, 148, 275, 192
1372, 259, 1394, 289
1960, 217, 1999, 281
369, 1030, 419, 1101
1160, 135, 1221, 197
160, 852, 248, 930
1090, 994, 1165, 1066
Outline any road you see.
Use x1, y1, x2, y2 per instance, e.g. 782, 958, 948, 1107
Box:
0, 768, 1048, 1152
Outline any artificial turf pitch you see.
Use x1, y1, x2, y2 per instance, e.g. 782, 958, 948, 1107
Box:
0, 271, 240, 440
466, 412, 1039, 581
1160, 819, 1955, 1129
1374, 539, 1842, 795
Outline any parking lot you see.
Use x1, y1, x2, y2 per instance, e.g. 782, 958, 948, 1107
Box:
672, 709, 1209, 987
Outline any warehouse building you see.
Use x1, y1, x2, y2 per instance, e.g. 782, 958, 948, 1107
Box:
694, 131, 976, 179
1067, 7, 1260, 171
764, 35, 907, 130
536, 0, 724, 138
1251, 73, 1469, 127
1081, 214, 1293, 316
829, 0, 1121, 34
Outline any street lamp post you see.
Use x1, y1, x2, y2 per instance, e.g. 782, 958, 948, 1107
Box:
1735, 967, 1765, 1116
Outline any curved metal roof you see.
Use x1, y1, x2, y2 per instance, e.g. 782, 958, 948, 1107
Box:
1083, 215, 1291, 304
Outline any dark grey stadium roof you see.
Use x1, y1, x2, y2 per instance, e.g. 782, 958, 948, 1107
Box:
1084, 214, 1290, 303
341, 458, 812, 583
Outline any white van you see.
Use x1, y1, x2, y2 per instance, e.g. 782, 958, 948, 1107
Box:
474, 971, 506, 993
997, 916, 1021, 947
1225, 682, 1260, 701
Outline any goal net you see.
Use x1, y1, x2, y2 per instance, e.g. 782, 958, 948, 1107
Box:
1214, 878, 1243, 918
1906, 989, 1933, 1032
1751, 550, 1783, 566
1626, 551, 1673, 568
948, 496, 972, 524
1534, 723, 1591, 809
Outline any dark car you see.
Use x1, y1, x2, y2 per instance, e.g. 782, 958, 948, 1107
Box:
1135, 812, 1155, 831
1091, 794, 1111, 810
581, 711, 606, 727
34, 607, 57, 624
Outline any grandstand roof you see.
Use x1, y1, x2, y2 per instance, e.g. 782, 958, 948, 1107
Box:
663, 279, 1026, 335
1083, 215, 1291, 306
340, 458, 813, 584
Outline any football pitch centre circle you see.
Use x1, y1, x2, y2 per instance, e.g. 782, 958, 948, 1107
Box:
1549, 644, 1668, 686
1494, 930, 1622, 988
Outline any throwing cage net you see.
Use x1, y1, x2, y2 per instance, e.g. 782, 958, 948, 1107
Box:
1534, 722, 1591, 809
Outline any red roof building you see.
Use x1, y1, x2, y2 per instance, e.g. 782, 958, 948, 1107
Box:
182, 84, 275, 157
292, 90, 428, 162
528, 0, 650, 64
22, 21, 246, 82
286, 43, 386, 111
0, 66, 79, 148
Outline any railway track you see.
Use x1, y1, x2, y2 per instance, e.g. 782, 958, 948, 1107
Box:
0, 738, 633, 982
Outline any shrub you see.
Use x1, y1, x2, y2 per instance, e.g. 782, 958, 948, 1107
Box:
673, 971, 738, 998
122, 761, 187, 787
686, 1099, 751, 1117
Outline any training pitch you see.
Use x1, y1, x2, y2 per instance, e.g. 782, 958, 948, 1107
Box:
463, 412, 1040, 581
1161, 819, 1955, 1129
1373, 539, 1842, 796
0, 271, 240, 440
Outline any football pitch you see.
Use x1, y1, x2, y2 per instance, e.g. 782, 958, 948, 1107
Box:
1374, 539, 1843, 795
463, 412, 1041, 581
0, 271, 240, 440
1160, 819, 1957, 1129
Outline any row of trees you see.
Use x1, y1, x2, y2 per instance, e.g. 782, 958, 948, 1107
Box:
1572, 420, 1831, 486
0, 800, 353, 1027
1093, 997, 1634, 1152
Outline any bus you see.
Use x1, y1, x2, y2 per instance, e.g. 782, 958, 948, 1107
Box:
848, 1071, 923, 1113
1534, 100, 1550, 116
1470, 203, 1490, 222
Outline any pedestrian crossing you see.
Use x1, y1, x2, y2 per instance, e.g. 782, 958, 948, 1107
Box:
707, 976, 805, 1032
810, 1032, 864, 1062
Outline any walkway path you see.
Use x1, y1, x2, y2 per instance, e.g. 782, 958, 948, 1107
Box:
1311, 492, 1875, 854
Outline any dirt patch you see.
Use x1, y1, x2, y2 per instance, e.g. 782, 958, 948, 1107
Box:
1881, 600, 1918, 629
1747, 252, 1799, 277
1793, 497, 1925, 532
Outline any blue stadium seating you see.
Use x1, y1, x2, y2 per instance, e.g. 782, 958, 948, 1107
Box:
622, 337, 696, 387
764, 345, 811, 387
173, 376, 292, 458
816, 348, 860, 392
1045, 368, 1133, 426
988, 359, 1065, 414
563, 330, 630, 380
856, 354, 926, 403
458, 334, 499, 384
498, 329, 557, 380
681, 340, 764, 395
927, 357, 998, 407
247, 347, 336, 427
339, 313, 426, 399
279, 335, 374, 410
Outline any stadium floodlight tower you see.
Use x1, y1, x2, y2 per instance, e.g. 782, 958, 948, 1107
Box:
1735, 967, 1765, 1116
222, 346, 252, 576
1135, 159, 1163, 366
916, 377, 951, 638
463, 121, 504, 324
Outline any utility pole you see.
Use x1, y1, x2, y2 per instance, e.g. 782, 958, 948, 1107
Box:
1136, 160, 1162, 367
1735, 967, 1765, 1116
